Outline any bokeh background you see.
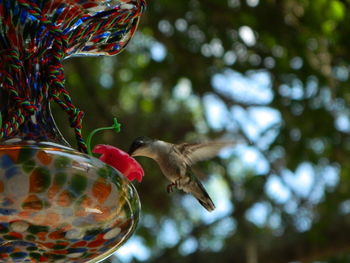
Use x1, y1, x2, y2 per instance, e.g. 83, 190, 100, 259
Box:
57, 0, 350, 262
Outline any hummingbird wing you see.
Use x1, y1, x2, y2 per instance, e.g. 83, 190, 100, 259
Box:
177, 141, 233, 166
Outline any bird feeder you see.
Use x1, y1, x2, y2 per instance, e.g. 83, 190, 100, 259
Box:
0, 0, 145, 262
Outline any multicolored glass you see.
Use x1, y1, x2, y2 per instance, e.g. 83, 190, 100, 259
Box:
0, 0, 146, 262
0, 143, 140, 262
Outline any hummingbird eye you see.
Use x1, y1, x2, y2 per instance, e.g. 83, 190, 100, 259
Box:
136, 141, 145, 148
134, 136, 150, 148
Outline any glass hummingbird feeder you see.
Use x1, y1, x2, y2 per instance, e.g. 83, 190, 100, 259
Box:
0, 0, 146, 262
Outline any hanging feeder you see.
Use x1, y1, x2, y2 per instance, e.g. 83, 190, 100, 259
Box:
0, 0, 146, 262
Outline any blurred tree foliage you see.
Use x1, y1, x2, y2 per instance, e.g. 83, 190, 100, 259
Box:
56, 0, 350, 262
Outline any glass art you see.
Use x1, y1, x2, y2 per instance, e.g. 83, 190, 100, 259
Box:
0, 0, 146, 262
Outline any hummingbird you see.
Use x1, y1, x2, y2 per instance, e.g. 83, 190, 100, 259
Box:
128, 136, 232, 212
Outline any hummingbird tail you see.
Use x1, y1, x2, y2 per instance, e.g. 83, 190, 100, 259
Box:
196, 196, 216, 212
186, 172, 216, 212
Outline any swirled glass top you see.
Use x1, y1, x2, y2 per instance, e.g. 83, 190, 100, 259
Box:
0, 0, 146, 58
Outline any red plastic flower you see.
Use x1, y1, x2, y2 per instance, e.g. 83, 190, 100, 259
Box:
93, 144, 144, 182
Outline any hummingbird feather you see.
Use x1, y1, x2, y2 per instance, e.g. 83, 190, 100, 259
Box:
180, 172, 216, 212
177, 141, 233, 166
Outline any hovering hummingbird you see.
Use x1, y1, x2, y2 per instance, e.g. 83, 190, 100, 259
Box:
128, 136, 232, 212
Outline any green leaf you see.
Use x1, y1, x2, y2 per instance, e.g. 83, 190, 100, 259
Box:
322, 20, 336, 34
329, 0, 345, 21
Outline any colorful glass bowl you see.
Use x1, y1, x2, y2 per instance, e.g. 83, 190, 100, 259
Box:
0, 142, 140, 262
